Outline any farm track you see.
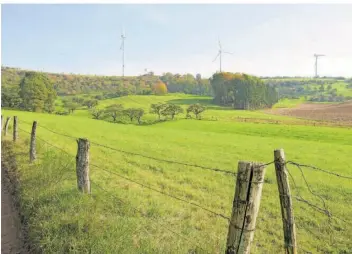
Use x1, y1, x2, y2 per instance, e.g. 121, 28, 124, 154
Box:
264, 102, 352, 126
1, 166, 22, 254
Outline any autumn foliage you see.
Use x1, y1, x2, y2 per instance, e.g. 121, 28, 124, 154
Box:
152, 81, 168, 95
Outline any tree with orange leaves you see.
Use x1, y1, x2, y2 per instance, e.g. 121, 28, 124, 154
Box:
152, 81, 168, 95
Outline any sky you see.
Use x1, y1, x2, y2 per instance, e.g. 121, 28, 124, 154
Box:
1, 4, 352, 78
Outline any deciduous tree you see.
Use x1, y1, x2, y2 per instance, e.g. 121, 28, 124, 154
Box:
187, 103, 206, 120
150, 103, 167, 120
161, 104, 183, 120
152, 81, 168, 95
90, 108, 104, 119
19, 72, 56, 112
105, 104, 124, 122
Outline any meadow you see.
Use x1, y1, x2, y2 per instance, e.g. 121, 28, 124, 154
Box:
2, 94, 352, 254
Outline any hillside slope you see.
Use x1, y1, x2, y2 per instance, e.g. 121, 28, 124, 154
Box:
1, 109, 352, 253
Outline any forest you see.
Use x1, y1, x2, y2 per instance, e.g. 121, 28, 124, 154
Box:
1, 66, 211, 97
210, 72, 278, 109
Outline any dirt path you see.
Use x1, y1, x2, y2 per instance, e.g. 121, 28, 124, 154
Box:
1, 167, 22, 254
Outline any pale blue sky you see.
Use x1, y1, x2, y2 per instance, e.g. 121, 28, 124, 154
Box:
2, 4, 352, 77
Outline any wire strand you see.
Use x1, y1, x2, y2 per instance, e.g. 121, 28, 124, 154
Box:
90, 179, 209, 253
90, 163, 231, 222
286, 161, 352, 180
20, 121, 237, 176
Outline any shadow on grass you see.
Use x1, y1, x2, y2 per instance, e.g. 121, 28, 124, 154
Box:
167, 98, 240, 111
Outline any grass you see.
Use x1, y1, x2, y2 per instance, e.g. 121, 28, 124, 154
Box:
272, 97, 305, 109
2, 94, 352, 253
308, 81, 352, 97
67, 94, 301, 124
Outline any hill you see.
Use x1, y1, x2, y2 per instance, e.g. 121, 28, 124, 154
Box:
264, 77, 352, 103
2, 93, 352, 253
1, 66, 212, 97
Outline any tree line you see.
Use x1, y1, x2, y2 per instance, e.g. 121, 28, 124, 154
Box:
1, 67, 211, 100
210, 72, 278, 109
1, 71, 58, 113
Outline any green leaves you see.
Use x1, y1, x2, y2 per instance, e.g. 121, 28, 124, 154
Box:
105, 104, 124, 122
187, 103, 206, 120
150, 103, 167, 120
19, 71, 56, 112
161, 104, 183, 120
122, 108, 144, 124
90, 108, 104, 120
83, 99, 99, 109
150, 103, 183, 120
210, 72, 278, 110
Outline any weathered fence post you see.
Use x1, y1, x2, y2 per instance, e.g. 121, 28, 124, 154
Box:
274, 149, 297, 254
13, 116, 18, 142
76, 138, 90, 194
226, 161, 267, 254
4, 117, 11, 136
30, 121, 37, 162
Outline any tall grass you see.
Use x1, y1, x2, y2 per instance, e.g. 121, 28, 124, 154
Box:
2, 97, 352, 253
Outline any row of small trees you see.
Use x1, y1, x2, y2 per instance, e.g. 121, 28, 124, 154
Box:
88, 103, 207, 125
89, 105, 145, 124
150, 103, 206, 120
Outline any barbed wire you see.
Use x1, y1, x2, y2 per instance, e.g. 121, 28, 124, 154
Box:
16, 121, 352, 252
286, 161, 352, 180
18, 127, 75, 158
90, 163, 231, 222
286, 164, 352, 227
90, 179, 209, 253
285, 165, 331, 218
20, 120, 77, 140
90, 141, 237, 176
292, 163, 330, 217
19, 120, 237, 176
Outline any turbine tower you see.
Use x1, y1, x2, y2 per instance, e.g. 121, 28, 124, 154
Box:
120, 28, 126, 78
213, 39, 232, 73
314, 54, 325, 78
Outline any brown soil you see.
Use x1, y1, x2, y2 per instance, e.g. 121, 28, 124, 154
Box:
265, 102, 352, 125
1, 167, 22, 254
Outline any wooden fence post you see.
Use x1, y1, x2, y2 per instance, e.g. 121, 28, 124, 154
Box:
274, 149, 297, 254
13, 116, 18, 142
30, 121, 37, 162
4, 117, 11, 136
76, 138, 90, 194
226, 161, 267, 254
1, 115, 3, 133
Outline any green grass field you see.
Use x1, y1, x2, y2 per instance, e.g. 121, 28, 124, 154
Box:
63, 94, 302, 124
2, 94, 352, 253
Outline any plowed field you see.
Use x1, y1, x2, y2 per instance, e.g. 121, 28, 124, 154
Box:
266, 102, 352, 125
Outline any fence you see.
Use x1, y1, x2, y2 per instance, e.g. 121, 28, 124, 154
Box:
2, 115, 352, 253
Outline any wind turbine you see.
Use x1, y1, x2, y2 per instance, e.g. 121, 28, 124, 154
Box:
213, 40, 233, 72
120, 28, 126, 79
314, 54, 325, 78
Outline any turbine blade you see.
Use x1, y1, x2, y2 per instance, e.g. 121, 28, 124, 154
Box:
213, 53, 220, 62
218, 40, 222, 49
223, 51, 233, 55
